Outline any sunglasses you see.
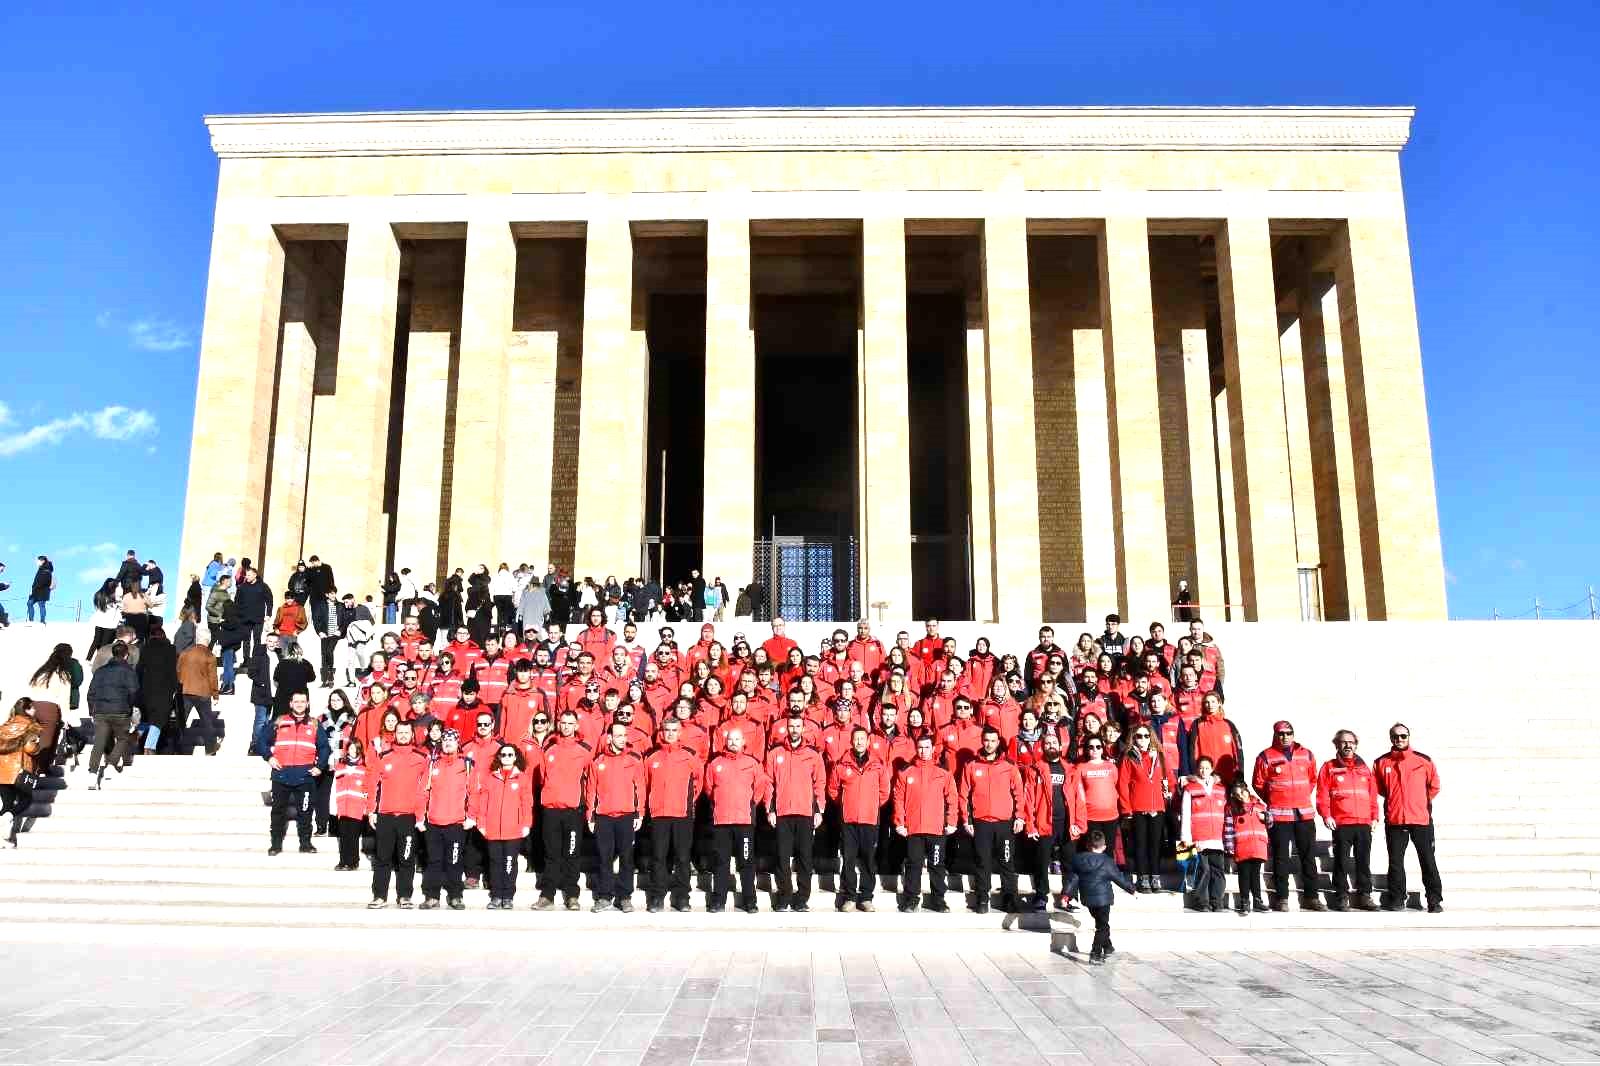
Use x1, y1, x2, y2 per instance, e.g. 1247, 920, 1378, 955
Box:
477, 722, 494, 729
498, 753, 516, 760
1275, 730, 1294, 736
1134, 733, 1151, 740
532, 718, 550, 726
1086, 743, 1104, 750
1391, 733, 1409, 740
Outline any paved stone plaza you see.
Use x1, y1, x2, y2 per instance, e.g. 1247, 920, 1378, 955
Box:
4, 940, 1598, 1065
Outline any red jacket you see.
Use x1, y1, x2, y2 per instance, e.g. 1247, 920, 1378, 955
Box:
473, 655, 511, 706
577, 625, 617, 664
445, 640, 483, 672
871, 731, 916, 775
423, 753, 473, 826
585, 746, 645, 817
893, 756, 959, 835
539, 737, 592, 810
471, 768, 535, 841
714, 717, 767, 763
1188, 712, 1243, 783
705, 752, 769, 825
958, 754, 1026, 826
1252, 744, 1318, 820
270, 715, 318, 769
644, 742, 703, 818
332, 762, 368, 819
367, 746, 429, 819
1076, 759, 1120, 822
1373, 749, 1440, 826
1226, 798, 1269, 862
980, 697, 1022, 742
847, 637, 885, 677
828, 752, 890, 824
1024, 759, 1085, 839
500, 686, 547, 744
1180, 776, 1227, 846
1117, 748, 1173, 815
938, 720, 983, 777
1315, 756, 1379, 826
920, 691, 959, 731
766, 742, 827, 817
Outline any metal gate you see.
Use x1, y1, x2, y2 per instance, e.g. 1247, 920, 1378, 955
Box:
751, 536, 860, 622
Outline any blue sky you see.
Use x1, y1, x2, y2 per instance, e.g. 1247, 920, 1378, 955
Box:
0, 3, 1595, 620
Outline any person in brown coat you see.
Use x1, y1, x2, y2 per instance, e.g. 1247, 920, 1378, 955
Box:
177, 638, 223, 756
0, 699, 45, 847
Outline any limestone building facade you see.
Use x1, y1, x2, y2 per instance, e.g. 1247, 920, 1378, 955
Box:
178, 106, 1447, 622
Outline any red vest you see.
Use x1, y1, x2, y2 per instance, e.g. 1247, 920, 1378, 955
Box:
271, 716, 318, 769
1182, 777, 1227, 844
1252, 745, 1317, 819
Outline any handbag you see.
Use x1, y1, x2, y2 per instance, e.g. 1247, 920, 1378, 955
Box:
12, 770, 38, 791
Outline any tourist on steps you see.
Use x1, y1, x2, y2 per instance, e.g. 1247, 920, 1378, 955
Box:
1251, 720, 1326, 912
1066, 829, 1138, 964
85, 640, 139, 789
0, 699, 45, 847
258, 690, 328, 856
1374, 723, 1444, 913
1316, 729, 1380, 911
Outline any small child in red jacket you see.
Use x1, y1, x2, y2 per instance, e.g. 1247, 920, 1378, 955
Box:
1224, 778, 1270, 914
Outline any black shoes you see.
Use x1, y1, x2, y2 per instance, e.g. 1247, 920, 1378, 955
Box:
672, 901, 692, 913
1302, 895, 1327, 912
1353, 895, 1379, 911
926, 898, 949, 913
1270, 898, 1289, 912
299, 843, 317, 854
1088, 948, 1105, 964
267, 846, 282, 856
419, 898, 440, 911
448, 897, 465, 910
1428, 901, 1443, 914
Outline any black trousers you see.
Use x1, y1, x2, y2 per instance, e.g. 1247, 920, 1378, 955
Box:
487, 839, 521, 900
493, 596, 516, 629
1088, 904, 1112, 953
839, 822, 878, 903
711, 823, 756, 907
464, 827, 487, 879
1384, 823, 1443, 906
773, 815, 816, 904
319, 635, 337, 680
336, 816, 362, 867
423, 822, 466, 900
1331, 824, 1373, 897
241, 620, 263, 664
1192, 849, 1226, 905
1236, 858, 1264, 903
88, 715, 132, 774
372, 813, 418, 900
971, 819, 1018, 898
1269, 818, 1319, 898
650, 816, 694, 905
1127, 812, 1164, 878
1029, 821, 1073, 898
182, 696, 222, 754
541, 807, 582, 900
903, 833, 949, 900
269, 780, 314, 848
313, 773, 333, 833
593, 814, 637, 901
0, 783, 33, 836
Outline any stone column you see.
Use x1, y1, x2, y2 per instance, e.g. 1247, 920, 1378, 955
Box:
1213, 387, 1243, 620
262, 247, 319, 586
1073, 326, 1118, 617
980, 216, 1044, 621
448, 220, 517, 572
304, 220, 400, 591
1297, 265, 1367, 620
702, 217, 756, 601
1182, 326, 1225, 619
1215, 217, 1299, 620
501, 330, 558, 567
860, 217, 914, 617
1332, 215, 1448, 619
965, 327, 996, 622
393, 247, 459, 581
1098, 217, 1170, 624
1277, 316, 1321, 575
178, 221, 285, 583
574, 217, 646, 581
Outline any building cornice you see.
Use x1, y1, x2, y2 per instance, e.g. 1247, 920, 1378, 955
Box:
205, 106, 1414, 159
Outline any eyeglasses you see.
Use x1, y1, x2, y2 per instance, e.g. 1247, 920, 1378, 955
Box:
498, 753, 517, 760
1134, 733, 1151, 740
1391, 733, 1409, 740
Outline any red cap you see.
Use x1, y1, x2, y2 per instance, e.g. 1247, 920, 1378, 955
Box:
1273, 720, 1294, 733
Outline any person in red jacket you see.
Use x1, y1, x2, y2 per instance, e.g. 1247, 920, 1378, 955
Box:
1251, 720, 1326, 912
331, 738, 369, 872
1224, 777, 1269, 913
500, 663, 548, 745
1117, 726, 1173, 893
1178, 755, 1228, 911
830, 727, 891, 912
847, 620, 885, 677
586, 721, 645, 912
938, 697, 983, 777
1186, 692, 1243, 785
1024, 732, 1084, 911
910, 618, 945, 675
1373, 722, 1443, 913
533, 710, 592, 911
471, 744, 535, 909
893, 734, 958, 912
645, 717, 703, 913
420, 729, 473, 910
365, 720, 429, 909
1316, 729, 1381, 911
766, 717, 828, 912
959, 726, 1027, 913
704, 730, 769, 913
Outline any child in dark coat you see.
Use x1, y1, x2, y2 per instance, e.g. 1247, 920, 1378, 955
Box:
1066, 830, 1138, 962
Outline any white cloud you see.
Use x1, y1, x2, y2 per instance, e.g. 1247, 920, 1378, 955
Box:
56, 542, 120, 558
78, 559, 121, 584
0, 405, 158, 457
1444, 567, 1458, 586
95, 310, 115, 329
1508, 558, 1527, 572
128, 318, 193, 352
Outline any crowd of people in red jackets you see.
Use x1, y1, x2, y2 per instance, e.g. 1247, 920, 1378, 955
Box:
257, 611, 1444, 918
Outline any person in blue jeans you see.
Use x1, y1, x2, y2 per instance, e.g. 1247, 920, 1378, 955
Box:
27, 557, 53, 623
247, 632, 279, 756
1066, 830, 1138, 963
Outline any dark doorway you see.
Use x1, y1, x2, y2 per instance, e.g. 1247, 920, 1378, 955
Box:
907, 292, 973, 619
644, 292, 706, 586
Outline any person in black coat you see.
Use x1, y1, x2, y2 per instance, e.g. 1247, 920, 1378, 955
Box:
1065, 830, 1138, 963
136, 633, 180, 754
247, 633, 279, 756
271, 644, 316, 716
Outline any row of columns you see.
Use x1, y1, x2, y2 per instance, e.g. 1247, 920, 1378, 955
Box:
180, 211, 1446, 622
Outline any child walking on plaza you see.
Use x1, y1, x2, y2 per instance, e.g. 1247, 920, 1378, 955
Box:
1225, 777, 1270, 914
1066, 830, 1137, 963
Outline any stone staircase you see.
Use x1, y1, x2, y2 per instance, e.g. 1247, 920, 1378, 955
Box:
1, 619, 1596, 953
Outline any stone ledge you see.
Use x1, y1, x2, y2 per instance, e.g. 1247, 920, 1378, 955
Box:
205, 106, 1415, 158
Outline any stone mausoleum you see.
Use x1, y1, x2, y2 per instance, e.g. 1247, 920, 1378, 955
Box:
178, 106, 1446, 623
